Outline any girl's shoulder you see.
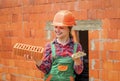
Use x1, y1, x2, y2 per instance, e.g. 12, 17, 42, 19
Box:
74, 42, 82, 51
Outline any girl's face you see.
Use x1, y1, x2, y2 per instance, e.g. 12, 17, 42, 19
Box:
54, 26, 69, 39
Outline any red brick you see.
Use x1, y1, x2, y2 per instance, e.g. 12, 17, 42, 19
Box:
89, 51, 99, 59
4, 59, 15, 67
102, 19, 110, 29
110, 0, 120, 8
21, 0, 30, 5
0, 0, 21, 8
0, 15, 12, 23
101, 70, 108, 81
53, 0, 62, 3
119, 72, 120, 81
107, 51, 120, 61
0, 73, 3, 80
88, 9, 101, 19
78, 1, 94, 9
8, 67, 18, 74
73, 9, 87, 20
101, 51, 108, 61
89, 59, 100, 69
23, 6, 34, 14
0, 8, 13, 15
25, 69, 36, 77
0, 23, 7, 31
4, 30, 14, 37
96, 9, 105, 19
105, 8, 120, 18
12, 14, 23, 22
11, 37, 21, 46
94, 79, 100, 81
103, 61, 113, 70
101, 29, 108, 39
6, 73, 11, 81
44, 4, 53, 13
88, 9, 97, 19
23, 14, 30, 22
9, 22, 22, 30
35, 70, 44, 78
34, 0, 48, 4
0, 73, 11, 81
95, 8, 120, 19
10, 74, 31, 81
0, 52, 13, 59
29, 14, 41, 22
12, 7, 22, 14
1, 66, 8, 73
52, 4, 61, 12
102, 0, 111, 8
109, 19, 120, 29
1, 37, 12, 51
118, 29, 120, 39
66, 2, 75, 11
23, 4, 52, 14
0, 31, 5, 37
90, 40, 101, 51
89, 70, 99, 79
108, 71, 119, 81
113, 62, 120, 71
89, 30, 100, 40
0, 67, 3, 73
102, 19, 120, 38
107, 29, 118, 39
16, 68, 27, 75
15, 60, 36, 70
77, 0, 110, 10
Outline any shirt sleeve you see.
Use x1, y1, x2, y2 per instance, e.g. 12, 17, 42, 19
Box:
36, 43, 52, 74
74, 43, 84, 74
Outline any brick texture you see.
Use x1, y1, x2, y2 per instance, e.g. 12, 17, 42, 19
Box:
0, 0, 120, 81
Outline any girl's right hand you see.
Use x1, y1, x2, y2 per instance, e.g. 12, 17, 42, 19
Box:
23, 54, 42, 66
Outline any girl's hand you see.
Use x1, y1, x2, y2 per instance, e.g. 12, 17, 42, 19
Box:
71, 51, 86, 65
71, 51, 86, 60
23, 54, 42, 66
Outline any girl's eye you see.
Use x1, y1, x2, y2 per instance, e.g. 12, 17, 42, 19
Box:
59, 27, 64, 29
55, 26, 57, 28
54, 26, 65, 29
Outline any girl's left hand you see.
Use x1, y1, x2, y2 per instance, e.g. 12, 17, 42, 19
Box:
71, 51, 86, 65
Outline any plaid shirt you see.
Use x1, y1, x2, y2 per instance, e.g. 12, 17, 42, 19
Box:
37, 38, 83, 74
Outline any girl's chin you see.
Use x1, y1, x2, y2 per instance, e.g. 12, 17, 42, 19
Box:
56, 35, 62, 38
56, 36, 61, 38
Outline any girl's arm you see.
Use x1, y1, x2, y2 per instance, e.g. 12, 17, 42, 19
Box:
74, 43, 84, 74
36, 43, 52, 74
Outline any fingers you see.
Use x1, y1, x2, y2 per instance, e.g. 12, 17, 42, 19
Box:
23, 54, 40, 63
24, 54, 33, 60
71, 51, 86, 61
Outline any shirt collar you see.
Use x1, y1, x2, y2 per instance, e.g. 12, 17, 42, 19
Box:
52, 38, 74, 45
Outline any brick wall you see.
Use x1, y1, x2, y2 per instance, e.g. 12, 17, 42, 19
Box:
0, 0, 120, 81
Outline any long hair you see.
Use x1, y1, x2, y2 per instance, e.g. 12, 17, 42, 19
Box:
68, 26, 73, 39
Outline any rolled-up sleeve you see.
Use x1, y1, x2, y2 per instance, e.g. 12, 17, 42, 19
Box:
36, 43, 52, 74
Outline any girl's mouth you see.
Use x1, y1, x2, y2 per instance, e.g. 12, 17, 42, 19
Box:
55, 31, 62, 35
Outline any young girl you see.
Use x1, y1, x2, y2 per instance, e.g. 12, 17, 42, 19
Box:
36, 10, 84, 81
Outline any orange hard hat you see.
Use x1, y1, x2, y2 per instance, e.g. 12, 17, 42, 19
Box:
52, 10, 76, 26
